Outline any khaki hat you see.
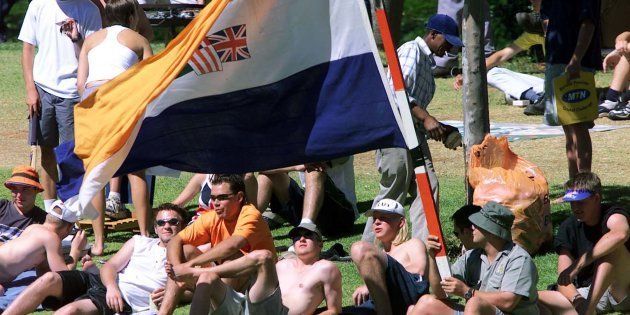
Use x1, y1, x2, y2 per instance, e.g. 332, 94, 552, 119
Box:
468, 201, 514, 241
4, 165, 44, 192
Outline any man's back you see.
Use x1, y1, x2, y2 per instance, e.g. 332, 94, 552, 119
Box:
0, 224, 57, 283
388, 238, 427, 275
277, 257, 341, 315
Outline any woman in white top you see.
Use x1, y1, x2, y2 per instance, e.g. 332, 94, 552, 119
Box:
77, 0, 153, 255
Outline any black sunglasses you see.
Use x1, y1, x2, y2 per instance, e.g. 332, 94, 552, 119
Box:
156, 218, 180, 227
291, 230, 320, 243
210, 193, 235, 201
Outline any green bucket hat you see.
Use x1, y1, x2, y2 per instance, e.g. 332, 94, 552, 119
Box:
468, 201, 514, 241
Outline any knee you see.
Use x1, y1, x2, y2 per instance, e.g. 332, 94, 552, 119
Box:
248, 250, 274, 267
414, 294, 443, 313
38, 272, 62, 289
464, 296, 489, 312
197, 271, 221, 287
350, 241, 378, 264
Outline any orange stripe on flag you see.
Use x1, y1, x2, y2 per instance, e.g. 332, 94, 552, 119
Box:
74, 0, 231, 176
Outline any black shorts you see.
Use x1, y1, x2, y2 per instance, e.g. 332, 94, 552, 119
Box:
269, 175, 355, 236
358, 255, 429, 314
42, 270, 131, 315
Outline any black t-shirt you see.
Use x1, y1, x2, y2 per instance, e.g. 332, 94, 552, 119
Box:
0, 199, 47, 243
554, 204, 630, 287
541, 0, 602, 70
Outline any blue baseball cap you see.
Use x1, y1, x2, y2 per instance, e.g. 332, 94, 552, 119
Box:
562, 189, 594, 202
426, 14, 464, 47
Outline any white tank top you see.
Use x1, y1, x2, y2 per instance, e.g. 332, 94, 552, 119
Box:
198, 174, 214, 210
86, 25, 139, 84
118, 235, 167, 313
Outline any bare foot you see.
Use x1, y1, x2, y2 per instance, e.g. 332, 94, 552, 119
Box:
90, 243, 104, 256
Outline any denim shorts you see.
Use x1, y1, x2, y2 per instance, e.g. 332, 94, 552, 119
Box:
35, 85, 79, 147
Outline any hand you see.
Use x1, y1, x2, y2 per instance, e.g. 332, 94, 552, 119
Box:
352, 285, 370, 306
303, 162, 327, 173
425, 235, 442, 258
602, 51, 622, 72
150, 287, 165, 308
423, 116, 447, 141
58, 18, 81, 42
453, 74, 463, 91
565, 57, 581, 82
70, 230, 87, 258
106, 286, 125, 313
170, 262, 194, 281
615, 37, 629, 55
440, 277, 470, 297
26, 87, 40, 118
558, 262, 580, 286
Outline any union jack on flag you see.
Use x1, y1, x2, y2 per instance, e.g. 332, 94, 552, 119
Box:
188, 24, 250, 75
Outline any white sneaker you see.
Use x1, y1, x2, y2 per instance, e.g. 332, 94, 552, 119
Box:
105, 195, 123, 213
598, 99, 619, 117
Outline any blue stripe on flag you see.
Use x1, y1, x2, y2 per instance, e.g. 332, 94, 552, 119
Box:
55, 141, 85, 202
118, 53, 405, 175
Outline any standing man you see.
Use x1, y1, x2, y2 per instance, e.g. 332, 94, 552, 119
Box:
172, 222, 342, 314
363, 14, 463, 243
538, 172, 630, 315
412, 202, 539, 315
159, 174, 276, 314
19, 0, 101, 210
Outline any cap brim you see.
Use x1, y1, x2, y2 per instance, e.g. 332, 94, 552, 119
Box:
4, 180, 44, 192
469, 212, 511, 241
288, 226, 321, 240
444, 34, 464, 47
562, 190, 593, 202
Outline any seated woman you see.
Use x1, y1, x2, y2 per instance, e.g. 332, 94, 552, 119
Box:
77, 0, 153, 255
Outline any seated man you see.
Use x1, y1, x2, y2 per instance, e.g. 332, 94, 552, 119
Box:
0, 165, 47, 244
3, 203, 189, 314
350, 199, 429, 315
172, 222, 342, 314
160, 174, 276, 314
257, 157, 357, 237
0, 200, 85, 292
451, 204, 483, 252
538, 172, 630, 315
599, 31, 630, 119
413, 202, 539, 315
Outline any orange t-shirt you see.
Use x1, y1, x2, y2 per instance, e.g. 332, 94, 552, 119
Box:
177, 204, 276, 258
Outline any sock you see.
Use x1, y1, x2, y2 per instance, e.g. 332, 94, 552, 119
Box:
522, 88, 541, 103
606, 88, 621, 102
108, 191, 121, 200
44, 199, 55, 212
300, 218, 315, 225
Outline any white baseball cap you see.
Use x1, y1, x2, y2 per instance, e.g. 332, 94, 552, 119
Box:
48, 200, 78, 223
364, 198, 405, 217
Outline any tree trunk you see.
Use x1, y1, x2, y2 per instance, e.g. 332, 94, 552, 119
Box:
461, 0, 490, 203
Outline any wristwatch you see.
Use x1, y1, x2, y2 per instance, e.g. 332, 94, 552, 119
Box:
464, 288, 475, 300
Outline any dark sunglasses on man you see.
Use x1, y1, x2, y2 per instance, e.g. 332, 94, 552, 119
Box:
156, 218, 180, 227
291, 230, 320, 243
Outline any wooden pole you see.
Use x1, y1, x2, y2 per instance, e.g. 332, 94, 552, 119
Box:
462, 0, 490, 203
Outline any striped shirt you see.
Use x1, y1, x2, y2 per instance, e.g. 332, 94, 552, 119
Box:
388, 37, 436, 109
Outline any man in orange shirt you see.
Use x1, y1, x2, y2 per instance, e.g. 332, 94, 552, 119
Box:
158, 174, 276, 315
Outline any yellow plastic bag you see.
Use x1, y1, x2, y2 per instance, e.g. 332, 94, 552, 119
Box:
553, 71, 598, 125
468, 135, 552, 254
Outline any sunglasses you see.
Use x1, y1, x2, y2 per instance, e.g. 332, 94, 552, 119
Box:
210, 193, 234, 201
156, 218, 180, 227
291, 231, 320, 243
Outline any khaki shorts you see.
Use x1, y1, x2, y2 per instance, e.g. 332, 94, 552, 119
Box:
578, 286, 630, 314
212, 286, 288, 315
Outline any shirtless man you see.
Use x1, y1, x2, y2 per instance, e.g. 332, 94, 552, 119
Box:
350, 199, 429, 315
0, 200, 85, 290
171, 222, 342, 314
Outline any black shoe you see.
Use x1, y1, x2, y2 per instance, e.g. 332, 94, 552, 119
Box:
524, 102, 544, 116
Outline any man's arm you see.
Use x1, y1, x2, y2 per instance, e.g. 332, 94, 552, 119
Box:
485, 44, 524, 70
22, 42, 39, 118
166, 234, 186, 266
410, 105, 446, 141
43, 235, 73, 272
101, 237, 135, 313
567, 214, 630, 277
320, 263, 343, 315
468, 291, 522, 312
555, 250, 585, 311
172, 174, 206, 206
424, 236, 447, 299
565, 19, 595, 79
183, 235, 247, 269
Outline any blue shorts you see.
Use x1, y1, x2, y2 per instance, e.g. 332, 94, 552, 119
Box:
36, 85, 79, 147
0, 270, 38, 311
357, 255, 429, 314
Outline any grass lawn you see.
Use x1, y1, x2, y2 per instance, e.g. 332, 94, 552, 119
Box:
1, 3, 630, 313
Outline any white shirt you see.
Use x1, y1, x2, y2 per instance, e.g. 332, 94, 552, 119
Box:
118, 235, 167, 313
18, 0, 101, 98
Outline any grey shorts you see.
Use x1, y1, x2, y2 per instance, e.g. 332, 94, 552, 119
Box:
213, 286, 288, 315
578, 286, 630, 314
36, 85, 78, 147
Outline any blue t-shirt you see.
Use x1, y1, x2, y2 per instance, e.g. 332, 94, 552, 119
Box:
541, 0, 601, 70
